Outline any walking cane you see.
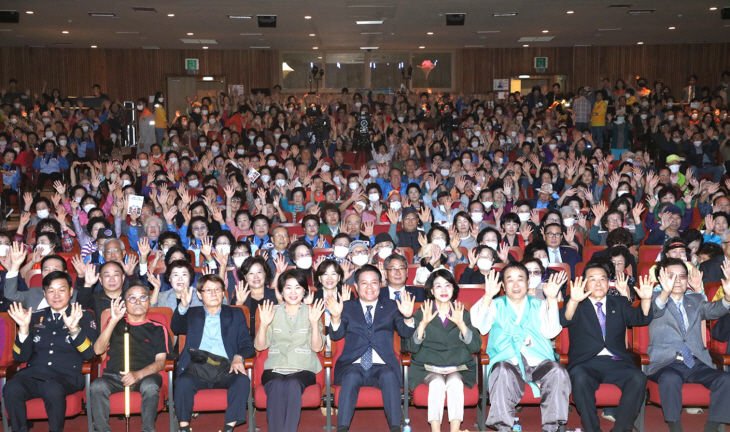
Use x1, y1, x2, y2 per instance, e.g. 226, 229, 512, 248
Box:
124, 323, 130, 432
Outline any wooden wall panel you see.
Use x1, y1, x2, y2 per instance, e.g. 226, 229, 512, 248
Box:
459, 43, 730, 98
0, 47, 279, 102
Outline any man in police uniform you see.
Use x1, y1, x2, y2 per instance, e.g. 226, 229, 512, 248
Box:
3, 271, 99, 432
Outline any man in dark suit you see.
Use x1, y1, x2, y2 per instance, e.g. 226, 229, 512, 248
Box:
172, 274, 255, 432
379, 254, 425, 303
648, 258, 730, 432
260, 225, 293, 275
3, 271, 99, 432
326, 264, 416, 432
544, 223, 582, 278
559, 261, 654, 432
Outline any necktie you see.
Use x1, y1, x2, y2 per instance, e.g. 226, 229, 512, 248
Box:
53, 313, 61, 322
674, 301, 695, 368
595, 302, 606, 339
552, 248, 561, 263
394, 291, 401, 302
361, 306, 373, 371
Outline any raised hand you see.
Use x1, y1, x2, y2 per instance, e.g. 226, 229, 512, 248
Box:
138, 237, 151, 258
396, 291, 414, 318
615, 272, 630, 298
657, 267, 676, 295
325, 292, 344, 321
484, 270, 502, 300
258, 300, 276, 326
688, 266, 703, 292
71, 254, 87, 275
543, 271, 567, 300
84, 264, 100, 287
8, 302, 32, 332
446, 301, 466, 326
569, 276, 593, 303
634, 275, 655, 300
235, 281, 250, 305
147, 271, 161, 292
308, 299, 325, 324
109, 297, 127, 322
9, 241, 27, 272
180, 286, 195, 309
420, 299, 437, 325
62, 303, 83, 332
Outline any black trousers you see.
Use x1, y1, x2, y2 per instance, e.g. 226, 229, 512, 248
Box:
36, 172, 63, 189
2, 373, 80, 432
262, 370, 316, 432
337, 364, 401, 429
569, 356, 646, 432
174, 370, 250, 425
649, 359, 730, 424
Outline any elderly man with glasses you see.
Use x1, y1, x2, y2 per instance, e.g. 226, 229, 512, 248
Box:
90, 284, 171, 432
379, 254, 425, 302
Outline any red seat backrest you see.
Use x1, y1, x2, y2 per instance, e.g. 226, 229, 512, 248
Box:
98, 308, 174, 370
0, 313, 18, 367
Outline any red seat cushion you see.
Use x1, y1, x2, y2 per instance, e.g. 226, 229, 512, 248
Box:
519, 383, 541, 404
191, 389, 230, 411
255, 383, 323, 408
647, 381, 711, 406
26, 390, 84, 419
334, 386, 384, 408
411, 383, 479, 407
570, 384, 622, 406
108, 382, 167, 415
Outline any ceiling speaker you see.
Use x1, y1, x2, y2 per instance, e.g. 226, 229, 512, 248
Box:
0, 11, 20, 24
257, 15, 277, 28
446, 13, 465, 26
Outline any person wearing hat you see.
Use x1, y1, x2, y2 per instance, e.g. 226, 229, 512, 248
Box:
345, 240, 371, 285
645, 203, 684, 246
664, 154, 687, 187
394, 201, 433, 252
529, 183, 558, 211
372, 233, 397, 263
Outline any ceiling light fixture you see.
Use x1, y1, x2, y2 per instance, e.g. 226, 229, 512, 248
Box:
523, 44, 529, 47
637, 41, 643, 44
465, 45, 485, 48
202, 46, 208, 49
356, 20, 384, 25
419, 46, 425, 49
304, 15, 311, 19
669, 26, 675, 29
91, 45, 97, 48
228, 15, 252, 19
360, 46, 378, 50
542, 30, 549, 33
313, 46, 318, 49
493, 13, 518, 17
26, 11, 33, 14
62, 31, 69, 34
88, 13, 116, 17
360, 32, 383, 35
519, 75, 531, 79
567, 11, 574, 14
187, 32, 193, 35
203, 76, 214, 81
250, 46, 270, 49
427, 32, 433, 35
240, 33, 262, 36
309, 33, 315, 36
710, 7, 718, 10
477, 30, 500, 34
167, 13, 174, 17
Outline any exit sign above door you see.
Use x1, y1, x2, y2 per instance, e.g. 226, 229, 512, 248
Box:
534, 57, 548, 69
185, 58, 199, 70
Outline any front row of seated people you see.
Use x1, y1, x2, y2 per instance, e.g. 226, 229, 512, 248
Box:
1, 257, 730, 432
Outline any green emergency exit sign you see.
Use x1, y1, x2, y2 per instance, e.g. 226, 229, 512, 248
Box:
185, 58, 199, 70
534, 57, 548, 69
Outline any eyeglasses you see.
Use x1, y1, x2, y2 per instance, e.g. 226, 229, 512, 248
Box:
387, 267, 406, 272
545, 232, 562, 238
666, 273, 688, 281
351, 250, 368, 256
192, 226, 208, 232
527, 270, 542, 277
607, 218, 622, 223
273, 233, 288, 238
200, 288, 223, 294
105, 248, 122, 254
125, 295, 150, 304
295, 253, 312, 259
216, 242, 231, 247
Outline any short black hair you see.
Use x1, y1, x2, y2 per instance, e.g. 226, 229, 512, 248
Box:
164, 259, 195, 286
354, 264, 381, 286
42, 271, 72, 291
606, 228, 633, 248
276, 269, 310, 298
196, 274, 226, 293
501, 262, 528, 281
655, 257, 688, 280
582, 260, 611, 278
41, 254, 68, 271
237, 256, 273, 286
424, 269, 459, 302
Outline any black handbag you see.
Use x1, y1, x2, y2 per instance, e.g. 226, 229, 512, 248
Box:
186, 348, 231, 383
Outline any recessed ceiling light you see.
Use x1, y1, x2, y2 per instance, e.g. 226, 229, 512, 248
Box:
240, 33, 263, 36
356, 20, 384, 25
167, 13, 174, 17
567, 11, 574, 14
710, 7, 718, 10
477, 30, 500, 34
187, 32, 193, 35
88, 13, 116, 17
360, 46, 379, 50
669, 26, 675, 30
419, 46, 425, 49
313, 46, 318, 49
360, 32, 383, 35
116, 31, 140, 34
62, 31, 69, 34
309, 33, 315, 36
637, 41, 643, 44
542, 30, 549, 33
228, 15, 252, 19
493, 13, 518, 17
427, 32, 433, 35
523, 44, 529, 47
465, 45, 485, 48
26, 11, 33, 14
202, 46, 208, 49
304, 16, 312, 19
91, 45, 97, 48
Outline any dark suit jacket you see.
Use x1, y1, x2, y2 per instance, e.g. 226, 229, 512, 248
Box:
712, 313, 730, 354
379, 285, 426, 303
555, 246, 582, 278
700, 255, 725, 285
528, 198, 557, 211
559, 295, 653, 370
171, 305, 255, 372
329, 298, 415, 386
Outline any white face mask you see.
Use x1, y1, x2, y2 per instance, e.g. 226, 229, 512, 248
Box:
169, 157, 178, 164
540, 257, 549, 268
256, 141, 264, 148
333, 176, 342, 185
672, 137, 681, 143
202, 109, 209, 115
483, 201, 493, 209
471, 212, 484, 223
693, 141, 702, 147
669, 164, 680, 173
281, 142, 289, 149
136, 104, 144, 111
233, 256, 246, 267
37, 209, 50, 219
321, 164, 331, 173
199, 142, 207, 147
389, 201, 402, 211
83, 204, 96, 213
121, 180, 131, 188
189, 179, 200, 188
518, 213, 530, 223
485, 241, 498, 250
74, 197, 82, 203
563, 217, 575, 227
45, 131, 54, 138
440, 169, 450, 177
217, 245, 231, 256
236, 149, 245, 155
140, 159, 149, 167
334, 246, 349, 259
398, 116, 405, 122
0, 244, 9, 257
354, 102, 362, 108
356, 201, 367, 210
477, 258, 493, 271
267, 160, 277, 167
471, 141, 479, 148
261, 174, 271, 183
209, 118, 217, 125
433, 239, 447, 251
58, 139, 67, 146
378, 247, 393, 260
351, 254, 369, 267
368, 193, 379, 202
617, 190, 628, 197
36, 244, 52, 256
529, 276, 542, 289
369, 168, 378, 177
211, 145, 220, 153
275, 179, 287, 187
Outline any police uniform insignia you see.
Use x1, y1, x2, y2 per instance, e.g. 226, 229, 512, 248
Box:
65, 335, 71, 344
90, 320, 97, 329
264, 242, 274, 249
33, 336, 41, 343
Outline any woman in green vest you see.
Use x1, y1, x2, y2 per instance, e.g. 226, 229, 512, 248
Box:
406, 269, 482, 432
